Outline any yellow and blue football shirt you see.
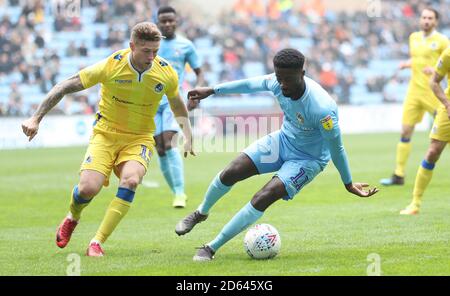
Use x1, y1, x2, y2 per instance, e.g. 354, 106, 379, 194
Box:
79, 48, 179, 135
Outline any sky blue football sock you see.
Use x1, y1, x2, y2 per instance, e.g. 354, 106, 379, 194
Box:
208, 202, 263, 252
166, 148, 185, 196
197, 172, 232, 215
158, 155, 174, 192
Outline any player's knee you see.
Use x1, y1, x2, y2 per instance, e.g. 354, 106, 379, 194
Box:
163, 141, 174, 151
77, 182, 101, 199
156, 145, 166, 157
220, 165, 241, 186
120, 175, 140, 190
251, 189, 278, 212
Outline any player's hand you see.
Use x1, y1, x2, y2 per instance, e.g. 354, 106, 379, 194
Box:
345, 182, 379, 198
183, 137, 196, 158
21, 116, 40, 141
187, 87, 215, 101
422, 66, 434, 75
187, 99, 199, 111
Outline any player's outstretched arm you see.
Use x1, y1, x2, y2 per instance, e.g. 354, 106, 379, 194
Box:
187, 75, 271, 105
168, 93, 196, 157
21, 74, 85, 141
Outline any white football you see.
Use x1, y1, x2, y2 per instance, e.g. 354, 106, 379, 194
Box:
244, 223, 281, 259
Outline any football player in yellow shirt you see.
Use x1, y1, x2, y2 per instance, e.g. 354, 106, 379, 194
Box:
400, 46, 450, 215
21, 22, 195, 256
380, 8, 449, 186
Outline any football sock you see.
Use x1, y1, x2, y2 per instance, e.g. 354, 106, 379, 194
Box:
208, 202, 263, 252
69, 185, 92, 221
412, 160, 434, 207
158, 154, 174, 191
166, 148, 185, 196
93, 187, 134, 244
197, 172, 232, 215
394, 138, 412, 177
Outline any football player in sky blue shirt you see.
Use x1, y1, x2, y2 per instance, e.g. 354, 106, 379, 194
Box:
175, 48, 379, 261
155, 6, 204, 208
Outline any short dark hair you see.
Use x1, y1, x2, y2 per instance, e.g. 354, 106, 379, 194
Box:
423, 7, 439, 20
273, 48, 305, 69
158, 6, 177, 16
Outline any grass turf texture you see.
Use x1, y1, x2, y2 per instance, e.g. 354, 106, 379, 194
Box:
0, 132, 449, 275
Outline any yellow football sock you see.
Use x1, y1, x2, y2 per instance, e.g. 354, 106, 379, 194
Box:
412, 162, 434, 207
394, 141, 412, 177
69, 186, 92, 221
94, 197, 131, 244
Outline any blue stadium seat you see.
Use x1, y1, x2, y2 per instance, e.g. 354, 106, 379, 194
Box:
243, 62, 265, 77
289, 38, 313, 51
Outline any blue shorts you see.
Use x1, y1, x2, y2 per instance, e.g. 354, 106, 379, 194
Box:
243, 131, 323, 200
155, 102, 181, 136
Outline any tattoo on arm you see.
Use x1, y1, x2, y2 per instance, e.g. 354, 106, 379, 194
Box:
34, 74, 85, 121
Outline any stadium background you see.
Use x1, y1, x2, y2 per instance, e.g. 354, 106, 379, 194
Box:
1, 0, 450, 276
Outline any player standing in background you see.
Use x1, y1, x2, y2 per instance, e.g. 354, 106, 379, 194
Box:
175, 49, 378, 261
380, 8, 449, 186
154, 6, 204, 208
400, 46, 450, 215
21, 22, 195, 256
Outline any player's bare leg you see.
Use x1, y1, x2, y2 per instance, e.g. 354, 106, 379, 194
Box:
56, 170, 105, 248
194, 177, 285, 261
176, 153, 258, 235
400, 139, 446, 215
87, 161, 145, 256
381, 124, 415, 186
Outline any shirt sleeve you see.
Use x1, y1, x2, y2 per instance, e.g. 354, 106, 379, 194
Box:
166, 66, 180, 99
318, 110, 352, 184
78, 58, 109, 89
186, 42, 201, 70
435, 48, 450, 77
214, 74, 274, 95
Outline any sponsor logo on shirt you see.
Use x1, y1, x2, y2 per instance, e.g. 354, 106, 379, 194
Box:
320, 115, 333, 130
114, 54, 123, 61
115, 79, 132, 84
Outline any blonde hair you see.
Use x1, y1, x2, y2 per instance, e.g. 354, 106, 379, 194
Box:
131, 22, 164, 43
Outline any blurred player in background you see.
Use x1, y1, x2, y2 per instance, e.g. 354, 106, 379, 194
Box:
154, 6, 204, 208
175, 48, 378, 261
380, 8, 449, 186
400, 46, 450, 215
21, 22, 194, 256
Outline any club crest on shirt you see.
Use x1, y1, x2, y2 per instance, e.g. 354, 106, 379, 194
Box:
430, 42, 438, 50
84, 155, 92, 164
296, 112, 304, 124
320, 115, 333, 130
154, 83, 164, 93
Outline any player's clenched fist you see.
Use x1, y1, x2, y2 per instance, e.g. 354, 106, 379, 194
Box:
21, 116, 40, 141
187, 87, 214, 101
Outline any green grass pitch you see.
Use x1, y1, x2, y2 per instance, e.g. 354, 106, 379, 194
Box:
0, 132, 449, 275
